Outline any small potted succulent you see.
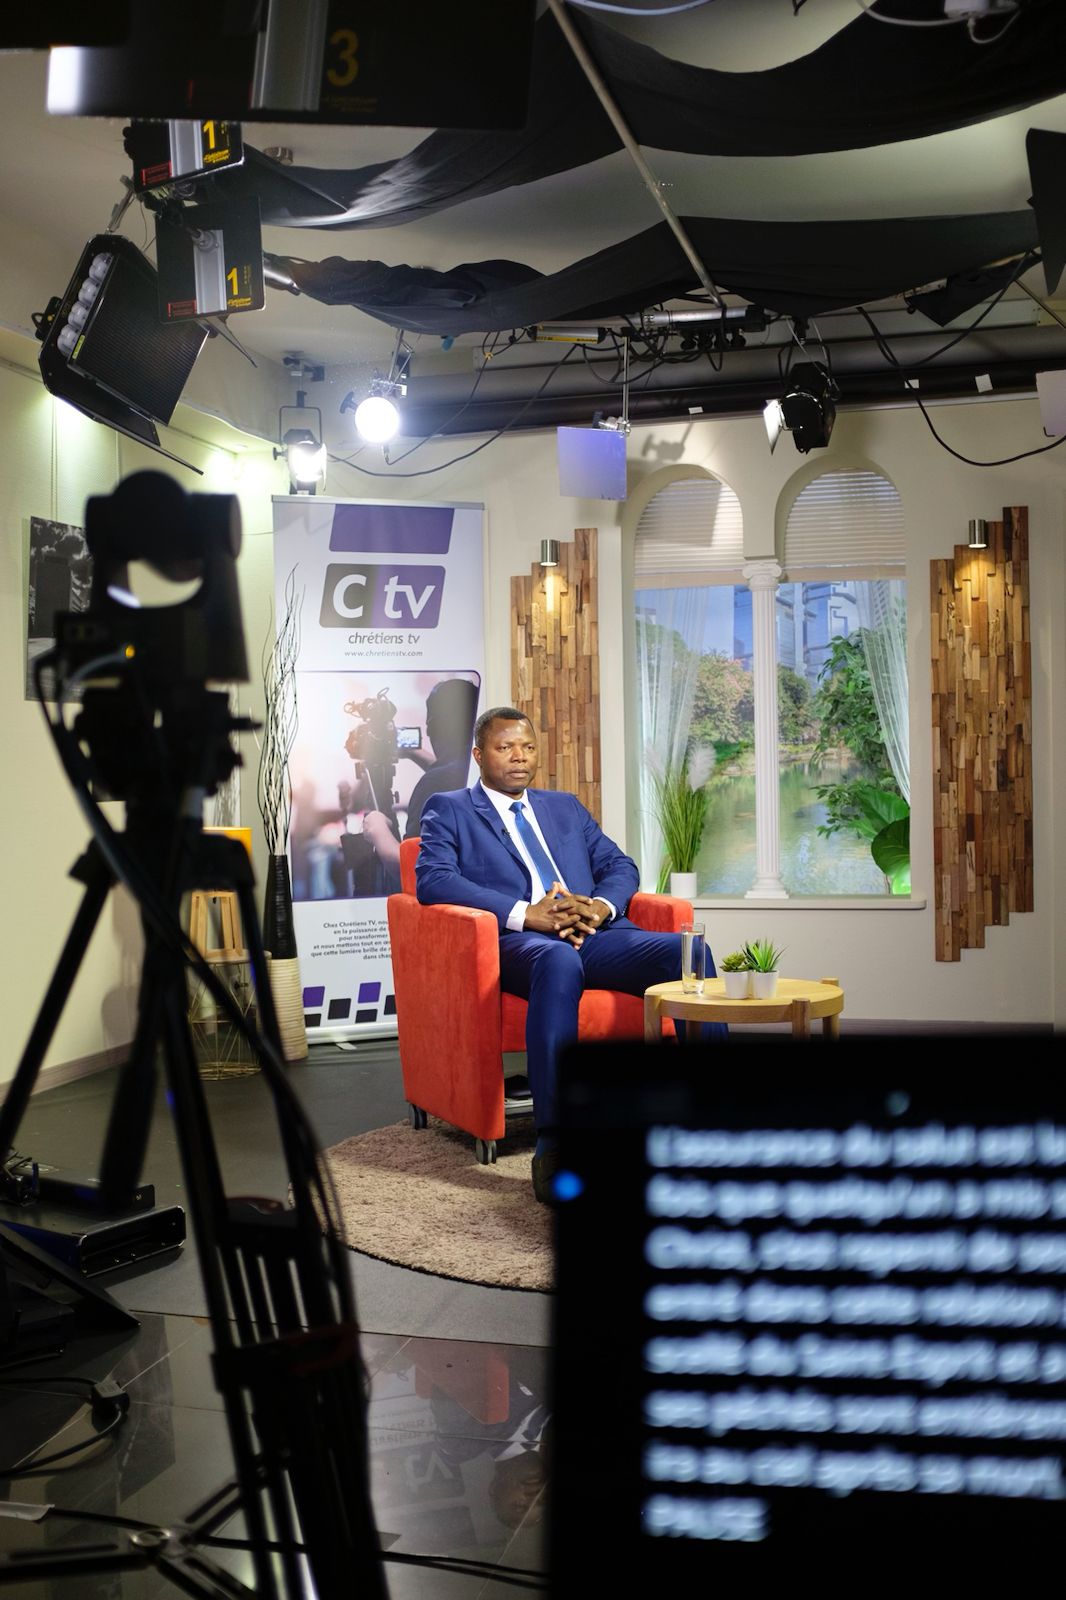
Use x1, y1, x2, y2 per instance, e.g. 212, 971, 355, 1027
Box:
743, 938, 785, 999
720, 949, 752, 1000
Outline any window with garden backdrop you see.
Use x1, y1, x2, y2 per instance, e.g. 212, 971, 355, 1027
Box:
634, 470, 909, 898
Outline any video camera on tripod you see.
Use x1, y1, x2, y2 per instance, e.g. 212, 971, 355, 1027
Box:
343, 687, 400, 805
339, 687, 403, 895
50, 469, 252, 803
1, 470, 386, 1599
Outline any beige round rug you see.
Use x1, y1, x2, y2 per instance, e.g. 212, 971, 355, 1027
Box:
318, 1118, 554, 1292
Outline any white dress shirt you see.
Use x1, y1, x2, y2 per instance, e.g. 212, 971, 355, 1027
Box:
478, 781, 614, 933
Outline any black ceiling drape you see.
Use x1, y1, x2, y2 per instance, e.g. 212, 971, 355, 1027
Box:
272, 210, 1038, 334
211, 0, 1066, 231
267, 212, 1037, 334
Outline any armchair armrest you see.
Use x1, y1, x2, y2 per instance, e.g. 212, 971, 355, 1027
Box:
628, 892, 693, 933
386, 894, 507, 1139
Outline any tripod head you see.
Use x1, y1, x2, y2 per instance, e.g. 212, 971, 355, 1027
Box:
49, 471, 254, 810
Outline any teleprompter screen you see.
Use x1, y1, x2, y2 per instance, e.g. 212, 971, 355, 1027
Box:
550, 1044, 1066, 1587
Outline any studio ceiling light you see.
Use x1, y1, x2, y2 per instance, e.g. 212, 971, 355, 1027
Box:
764, 361, 837, 455
344, 331, 414, 447
282, 427, 327, 490
353, 391, 402, 445
274, 358, 326, 493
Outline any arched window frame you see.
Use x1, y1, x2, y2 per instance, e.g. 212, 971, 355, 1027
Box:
626, 463, 907, 899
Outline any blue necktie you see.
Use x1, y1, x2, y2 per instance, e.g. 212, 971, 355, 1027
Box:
510, 801, 563, 898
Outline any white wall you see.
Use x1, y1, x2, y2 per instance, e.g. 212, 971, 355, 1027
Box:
2, 351, 1062, 1095
0, 330, 287, 1090
327, 396, 1066, 1032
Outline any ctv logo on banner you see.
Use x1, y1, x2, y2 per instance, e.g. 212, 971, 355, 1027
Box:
320, 563, 445, 628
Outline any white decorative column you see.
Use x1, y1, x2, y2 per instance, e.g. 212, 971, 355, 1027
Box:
743, 560, 788, 899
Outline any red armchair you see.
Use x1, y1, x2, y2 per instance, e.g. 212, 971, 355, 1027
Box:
386, 837, 691, 1162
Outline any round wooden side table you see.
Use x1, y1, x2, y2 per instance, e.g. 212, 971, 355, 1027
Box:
644, 976, 844, 1041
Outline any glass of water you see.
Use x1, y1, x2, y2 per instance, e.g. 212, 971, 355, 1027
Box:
680, 921, 706, 995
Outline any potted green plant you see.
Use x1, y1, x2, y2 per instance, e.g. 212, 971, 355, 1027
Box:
650, 746, 715, 898
815, 779, 910, 896
743, 937, 785, 1000
720, 949, 752, 1000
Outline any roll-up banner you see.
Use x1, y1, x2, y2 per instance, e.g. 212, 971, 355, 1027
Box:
271, 496, 485, 1040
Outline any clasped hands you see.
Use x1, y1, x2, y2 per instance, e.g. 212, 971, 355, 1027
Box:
524, 882, 611, 947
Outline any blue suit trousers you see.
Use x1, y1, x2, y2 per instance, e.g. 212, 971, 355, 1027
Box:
497, 917, 725, 1130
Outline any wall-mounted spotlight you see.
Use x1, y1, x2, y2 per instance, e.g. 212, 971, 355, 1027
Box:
274, 418, 325, 494
540, 539, 560, 568
343, 330, 414, 447
280, 428, 327, 491
274, 359, 325, 493
968, 518, 989, 549
764, 361, 837, 455
353, 390, 402, 445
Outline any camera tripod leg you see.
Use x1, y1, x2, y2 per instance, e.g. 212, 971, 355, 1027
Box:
152, 948, 389, 1600
0, 845, 113, 1168
96, 938, 178, 1209
151, 941, 286, 1599
235, 873, 284, 1060
98, 829, 283, 1212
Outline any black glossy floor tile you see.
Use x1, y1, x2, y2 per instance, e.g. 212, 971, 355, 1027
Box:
381, 1555, 504, 1598
0, 1390, 92, 1477
364, 1339, 550, 1593
361, 1332, 413, 1378
35, 1402, 235, 1527
369, 1336, 550, 1446
2, 1050, 553, 1598
0, 1324, 147, 1471
118, 1319, 411, 1415
0, 1530, 174, 1600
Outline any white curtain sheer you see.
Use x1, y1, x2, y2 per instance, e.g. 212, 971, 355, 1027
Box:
635, 587, 704, 886
856, 578, 909, 802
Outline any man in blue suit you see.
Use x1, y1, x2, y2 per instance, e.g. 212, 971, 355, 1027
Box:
416, 706, 723, 1202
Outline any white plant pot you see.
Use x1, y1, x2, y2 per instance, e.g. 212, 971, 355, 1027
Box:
722, 970, 751, 1000
751, 970, 779, 1000
669, 871, 698, 900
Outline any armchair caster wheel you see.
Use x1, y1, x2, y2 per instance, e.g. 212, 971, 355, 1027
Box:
475, 1138, 497, 1165
408, 1103, 428, 1130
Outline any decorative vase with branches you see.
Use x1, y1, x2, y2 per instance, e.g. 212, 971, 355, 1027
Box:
256, 567, 307, 1061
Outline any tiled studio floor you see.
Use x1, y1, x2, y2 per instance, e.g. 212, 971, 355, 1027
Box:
0, 1044, 550, 1598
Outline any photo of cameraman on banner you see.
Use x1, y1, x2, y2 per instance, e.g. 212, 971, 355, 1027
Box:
288, 670, 481, 901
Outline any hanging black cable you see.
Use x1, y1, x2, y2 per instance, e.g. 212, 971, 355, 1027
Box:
859, 306, 1066, 466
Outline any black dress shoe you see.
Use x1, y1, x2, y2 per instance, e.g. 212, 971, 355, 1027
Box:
531, 1147, 561, 1206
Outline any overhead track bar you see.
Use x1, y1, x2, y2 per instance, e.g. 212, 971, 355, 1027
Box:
544, 0, 725, 309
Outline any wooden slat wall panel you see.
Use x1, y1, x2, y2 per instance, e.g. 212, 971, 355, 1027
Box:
510, 529, 601, 821
930, 506, 1032, 961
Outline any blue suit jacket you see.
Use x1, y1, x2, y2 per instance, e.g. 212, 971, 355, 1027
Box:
416, 784, 639, 932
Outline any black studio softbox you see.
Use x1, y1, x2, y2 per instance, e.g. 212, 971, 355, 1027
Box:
34, 235, 206, 469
